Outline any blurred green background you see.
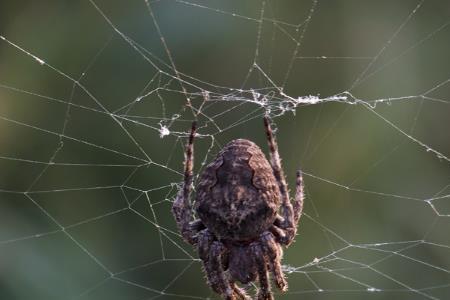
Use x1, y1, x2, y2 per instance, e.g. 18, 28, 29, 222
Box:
1, 0, 449, 299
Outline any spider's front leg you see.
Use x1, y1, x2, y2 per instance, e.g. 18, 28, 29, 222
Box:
263, 117, 304, 245
172, 121, 203, 244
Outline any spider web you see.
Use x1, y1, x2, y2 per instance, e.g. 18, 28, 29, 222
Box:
1, 0, 449, 299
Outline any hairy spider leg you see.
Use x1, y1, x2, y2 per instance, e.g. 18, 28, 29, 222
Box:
172, 121, 201, 244
271, 170, 304, 246
198, 230, 250, 300
263, 116, 304, 245
251, 242, 273, 300
198, 231, 226, 294
210, 241, 236, 299
260, 232, 287, 291
293, 170, 304, 225
231, 282, 251, 300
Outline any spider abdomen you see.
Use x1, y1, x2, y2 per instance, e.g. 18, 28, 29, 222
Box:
195, 139, 281, 241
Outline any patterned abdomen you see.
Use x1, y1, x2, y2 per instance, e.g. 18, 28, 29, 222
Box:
195, 139, 280, 241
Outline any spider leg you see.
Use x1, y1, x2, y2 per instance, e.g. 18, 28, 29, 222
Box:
172, 121, 202, 244
260, 232, 287, 292
263, 116, 296, 245
198, 231, 233, 299
268, 223, 286, 240
198, 231, 249, 300
251, 242, 274, 300
231, 281, 251, 300
281, 170, 306, 241
272, 170, 305, 244
209, 241, 235, 300
293, 169, 304, 226
197, 229, 213, 262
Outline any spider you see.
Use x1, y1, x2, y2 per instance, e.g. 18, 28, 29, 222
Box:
172, 116, 304, 300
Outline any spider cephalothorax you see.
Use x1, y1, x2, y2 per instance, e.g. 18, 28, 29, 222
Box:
172, 117, 304, 300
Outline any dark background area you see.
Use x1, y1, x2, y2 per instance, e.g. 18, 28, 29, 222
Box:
0, 1, 449, 299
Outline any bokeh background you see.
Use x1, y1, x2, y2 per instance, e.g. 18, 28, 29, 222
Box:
1, 0, 449, 299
